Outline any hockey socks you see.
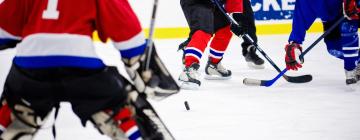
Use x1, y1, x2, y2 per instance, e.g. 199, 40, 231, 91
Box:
209, 25, 232, 64
184, 30, 211, 67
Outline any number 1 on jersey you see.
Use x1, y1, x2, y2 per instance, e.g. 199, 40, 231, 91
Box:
42, 0, 59, 20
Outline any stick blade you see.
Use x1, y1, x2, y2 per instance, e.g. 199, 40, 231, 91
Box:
284, 74, 312, 83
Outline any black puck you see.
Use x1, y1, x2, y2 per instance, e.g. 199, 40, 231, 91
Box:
184, 101, 190, 110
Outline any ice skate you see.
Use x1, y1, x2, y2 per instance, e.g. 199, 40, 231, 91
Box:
244, 45, 265, 69
178, 63, 201, 90
204, 59, 232, 80
345, 69, 357, 90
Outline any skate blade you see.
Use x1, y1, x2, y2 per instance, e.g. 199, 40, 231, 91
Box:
247, 62, 265, 69
179, 81, 200, 90
204, 74, 231, 80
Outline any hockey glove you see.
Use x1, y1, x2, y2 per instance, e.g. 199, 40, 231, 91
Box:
343, 0, 360, 20
229, 13, 245, 37
285, 42, 304, 71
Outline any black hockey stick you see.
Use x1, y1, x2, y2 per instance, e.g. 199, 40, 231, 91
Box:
140, 0, 180, 98
244, 16, 346, 87
145, 0, 159, 70
212, 0, 312, 85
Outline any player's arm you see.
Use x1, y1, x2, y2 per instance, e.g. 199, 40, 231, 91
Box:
285, 0, 317, 71
0, 0, 23, 50
288, 0, 317, 44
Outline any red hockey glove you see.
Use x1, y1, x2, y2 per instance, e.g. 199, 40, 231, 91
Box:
285, 42, 303, 71
343, 0, 360, 20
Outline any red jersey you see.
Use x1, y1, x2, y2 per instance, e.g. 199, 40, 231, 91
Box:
225, 0, 243, 13
0, 0, 147, 69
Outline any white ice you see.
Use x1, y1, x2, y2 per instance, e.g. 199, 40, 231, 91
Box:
0, 34, 360, 140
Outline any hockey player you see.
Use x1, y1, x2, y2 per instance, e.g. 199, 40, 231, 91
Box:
232, 0, 265, 69
179, 0, 263, 89
0, 0, 177, 139
284, 0, 360, 86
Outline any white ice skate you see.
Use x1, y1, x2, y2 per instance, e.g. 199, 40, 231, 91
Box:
345, 69, 358, 90
179, 63, 201, 90
204, 59, 232, 80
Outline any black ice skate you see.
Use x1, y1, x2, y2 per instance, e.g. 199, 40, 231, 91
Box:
178, 63, 201, 90
244, 45, 265, 69
205, 59, 232, 80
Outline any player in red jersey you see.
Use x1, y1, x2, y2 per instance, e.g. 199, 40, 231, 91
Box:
0, 0, 178, 139
178, 0, 262, 89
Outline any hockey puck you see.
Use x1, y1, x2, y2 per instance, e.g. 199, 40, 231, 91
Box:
184, 101, 190, 110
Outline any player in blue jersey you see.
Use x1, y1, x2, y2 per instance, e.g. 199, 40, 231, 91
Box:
284, 0, 360, 86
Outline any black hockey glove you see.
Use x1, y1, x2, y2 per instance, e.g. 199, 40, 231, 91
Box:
229, 13, 245, 37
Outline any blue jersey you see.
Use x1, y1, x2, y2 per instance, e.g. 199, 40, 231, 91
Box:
288, 0, 342, 44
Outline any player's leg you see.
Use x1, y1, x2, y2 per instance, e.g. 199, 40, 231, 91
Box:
323, 20, 344, 59
205, 9, 232, 80
233, 0, 264, 69
69, 67, 166, 140
341, 20, 359, 85
323, 19, 359, 85
1, 65, 55, 140
179, 0, 214, 89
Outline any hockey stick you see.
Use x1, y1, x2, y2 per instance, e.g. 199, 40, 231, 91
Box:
145, 0, 159, 70
212, 0, 313, 85
244, 16, 347, 87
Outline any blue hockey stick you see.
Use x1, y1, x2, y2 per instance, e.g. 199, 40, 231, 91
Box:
245, 16, 346, 87
212, 0, 313, 85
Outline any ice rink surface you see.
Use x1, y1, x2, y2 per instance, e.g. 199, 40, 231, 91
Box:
0, 34, 360, 140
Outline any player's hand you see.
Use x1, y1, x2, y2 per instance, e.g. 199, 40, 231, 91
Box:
343, 0, 360, 20
285, 42, 304, 71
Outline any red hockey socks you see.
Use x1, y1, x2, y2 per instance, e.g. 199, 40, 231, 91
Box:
0, 103, 12, 133
113, 107, 141, 140
184, 30, 212, 67
209, 25, 232, 64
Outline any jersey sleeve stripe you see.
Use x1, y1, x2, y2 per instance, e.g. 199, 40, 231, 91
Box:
119, 42, 146, 59
113, 31, 146, 51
